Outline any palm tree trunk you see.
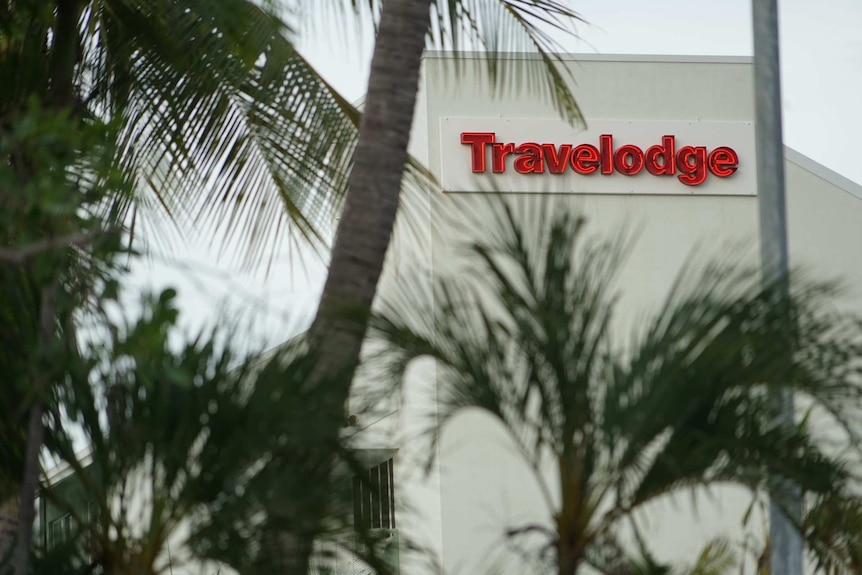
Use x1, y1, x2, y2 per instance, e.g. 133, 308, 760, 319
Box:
10, 2, 80, 572
12, 287, 55, 575
558, 544, 580, 575
0, 496, 19, 565
290, 2, 428, 570
308, 0, 431, 397
12, 407, 44, 575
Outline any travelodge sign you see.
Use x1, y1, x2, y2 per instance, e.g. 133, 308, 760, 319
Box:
439, 118, 756, 195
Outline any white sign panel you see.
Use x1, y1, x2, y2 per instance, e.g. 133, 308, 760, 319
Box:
439, 118, 756, 196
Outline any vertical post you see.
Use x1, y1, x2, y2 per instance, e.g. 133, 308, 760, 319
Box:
751, 0, 803, 574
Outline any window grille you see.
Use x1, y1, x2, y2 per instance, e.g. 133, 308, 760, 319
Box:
352, 458, 395, 531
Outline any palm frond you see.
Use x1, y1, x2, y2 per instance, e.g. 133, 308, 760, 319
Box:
308, 0, 585, 125
802, 494, 862, 574
371, 196, 862, 573
684, 538, 736, 575
606, 260, 862, 512
47, 290, 363, 574
428, 0, 585, 125
78, 0, 360, 266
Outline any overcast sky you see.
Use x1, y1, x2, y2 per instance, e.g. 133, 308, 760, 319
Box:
124, 0, 862, 352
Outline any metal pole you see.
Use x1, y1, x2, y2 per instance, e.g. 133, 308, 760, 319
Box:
752, 0, 803, 573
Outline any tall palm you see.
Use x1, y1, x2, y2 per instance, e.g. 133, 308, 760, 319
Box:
299, 2, 585, 569
370, 198, 862, 575
308, 0, 585, 404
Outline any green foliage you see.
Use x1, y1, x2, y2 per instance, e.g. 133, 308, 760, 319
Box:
800, 494, 862, 574
0, 1, 377, 568
80, 0, 361, 262
0, 96, 129, 504
0, 90, 373, 574
35, 290, 373, 575
371, 197, 862, 574
685, 539, 736, 575
0, 0, 364, 267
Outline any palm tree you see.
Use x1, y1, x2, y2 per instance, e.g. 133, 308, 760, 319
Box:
0, 0, 373, 569
298, 2, 586, 569
308, 0, 586, 407
370, 198, 862, 575
29, 290, 385, 575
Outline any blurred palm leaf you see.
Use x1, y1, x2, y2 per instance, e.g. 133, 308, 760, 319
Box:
371, 196, 862, 574
305, 0, 585, 126
799, 493, 862, 574
428, 0, 584, 125
586, 535, 737, 575
42, 290, 364, 575
685, 538, 736, 575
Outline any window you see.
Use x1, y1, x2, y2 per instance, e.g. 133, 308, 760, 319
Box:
48, 514, 72, 550
311, 457, 399, 575
352, 458, 395, 531
39, 461, 98, 552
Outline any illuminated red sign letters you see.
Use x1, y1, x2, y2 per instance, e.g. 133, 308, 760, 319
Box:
460, 132, 739, 186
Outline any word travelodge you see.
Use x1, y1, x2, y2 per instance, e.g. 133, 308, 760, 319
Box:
460, 132, 739, 187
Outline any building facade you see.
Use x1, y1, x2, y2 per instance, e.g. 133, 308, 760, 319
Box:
350, 53, 862, 575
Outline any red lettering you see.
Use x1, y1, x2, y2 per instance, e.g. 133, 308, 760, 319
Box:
677, 146, 708, 186
543, 144, 572, 174
514, 143, 544, 174
708, 146, 739, 177
492, 142, 515, 173
614, 144, 645, 175
461, 133, 738, 186
461, 132, 495, 173
599, 134, 613, 174
570, 144, 600, 174
645, 135, 676, 175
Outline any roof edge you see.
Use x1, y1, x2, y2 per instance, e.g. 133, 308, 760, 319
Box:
785, 147, 862, 202
422, 51, 753, 64
43, 446, 94, 484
